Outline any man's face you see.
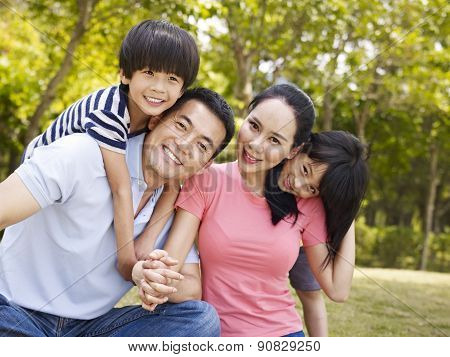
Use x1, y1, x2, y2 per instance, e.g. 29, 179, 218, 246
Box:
143, 99, 226, 181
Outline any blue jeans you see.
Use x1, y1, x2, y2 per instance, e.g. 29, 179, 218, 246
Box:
0, 294, 220, 337
283, 330, 305, 337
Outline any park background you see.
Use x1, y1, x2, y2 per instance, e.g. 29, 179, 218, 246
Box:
0, 0, 448, 336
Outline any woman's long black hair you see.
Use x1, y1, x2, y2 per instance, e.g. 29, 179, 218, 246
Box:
248, 84, 316, 226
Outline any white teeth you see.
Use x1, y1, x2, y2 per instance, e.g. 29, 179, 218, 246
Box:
163, 146, 181, 165
145, 96, 163, 103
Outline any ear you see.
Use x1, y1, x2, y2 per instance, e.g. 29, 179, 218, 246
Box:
287, 144, 303, 160
120, 69, 131, 85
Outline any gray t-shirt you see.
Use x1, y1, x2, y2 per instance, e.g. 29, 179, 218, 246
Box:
0, 133, 198, 319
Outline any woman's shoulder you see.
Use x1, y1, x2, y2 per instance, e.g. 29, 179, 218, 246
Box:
185, 161, 236, 189
297, 196, 326, 218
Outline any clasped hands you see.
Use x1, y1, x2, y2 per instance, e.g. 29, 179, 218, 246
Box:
132, 249, 183, 311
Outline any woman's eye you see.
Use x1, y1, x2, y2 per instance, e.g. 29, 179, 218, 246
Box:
249, 121, 258, 130
270, 137, 280, 145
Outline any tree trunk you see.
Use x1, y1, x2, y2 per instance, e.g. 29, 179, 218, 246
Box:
22, 0, 99, 146
322, 88, 333, 131
420, 142, 439, 270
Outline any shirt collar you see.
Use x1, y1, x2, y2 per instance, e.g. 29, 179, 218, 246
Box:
126, 133, 146, 183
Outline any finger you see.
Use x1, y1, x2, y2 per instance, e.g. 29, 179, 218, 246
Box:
157, 269, 184, 281
147, 249, 168, 261
143, 260, 168, 270
149, 282, 177, 295
141, 302, 158, 312
144, 292, 169, 305
142, 270, 168, 285
159, 255, 179, 267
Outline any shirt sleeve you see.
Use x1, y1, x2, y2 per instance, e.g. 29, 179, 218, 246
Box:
175, 172, 210, 220
15, 135, 98, 208
85, 110, 129, 154
300, 198, 328, 247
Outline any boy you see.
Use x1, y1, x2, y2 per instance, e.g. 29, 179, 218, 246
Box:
23, 20, 199, 280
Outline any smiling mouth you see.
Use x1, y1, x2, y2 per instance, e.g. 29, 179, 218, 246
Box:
242, 148, 261, 164
284, 175, 294, 191
144, 96, 164, 104
162, 145, 182, 165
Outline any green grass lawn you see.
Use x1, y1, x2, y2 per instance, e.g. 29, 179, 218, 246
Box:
117, 267, 450, 337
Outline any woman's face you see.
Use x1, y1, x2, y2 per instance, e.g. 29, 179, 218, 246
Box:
237, 98, 299, 175
278, 152, 328, 198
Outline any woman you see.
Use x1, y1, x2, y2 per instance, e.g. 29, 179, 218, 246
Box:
155, 85, 367, 336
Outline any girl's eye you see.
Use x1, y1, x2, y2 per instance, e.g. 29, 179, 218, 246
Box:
270, 137, 280, 145
303, 165, 308, 176
309, 186, 316, 194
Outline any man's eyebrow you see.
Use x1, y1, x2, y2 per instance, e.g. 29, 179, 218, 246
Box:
178, 114, 192, 127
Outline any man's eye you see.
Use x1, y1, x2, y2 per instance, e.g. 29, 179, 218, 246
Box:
198, 142, 207, 152
176, 121, 186, 130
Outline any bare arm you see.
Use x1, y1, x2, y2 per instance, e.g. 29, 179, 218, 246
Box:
0, 173, 41, 230
168, 263, 201, 302
135, 183, 180, 260
304, 221, 355, 302
100, 147, 136, 280
159, 208, 201, 273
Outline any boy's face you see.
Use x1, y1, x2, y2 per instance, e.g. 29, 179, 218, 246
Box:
121, 68, 184, 121
143, 99, 226, 181
278, 153, 327, 199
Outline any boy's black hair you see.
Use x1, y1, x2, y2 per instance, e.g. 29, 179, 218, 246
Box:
119, 20, 199, 90
163, 88, 235, 158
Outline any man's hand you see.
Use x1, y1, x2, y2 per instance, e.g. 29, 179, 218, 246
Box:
132, 250, 184, 311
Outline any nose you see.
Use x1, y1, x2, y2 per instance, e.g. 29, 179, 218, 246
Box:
149, 75, 166, 93
248, 136, 265, 154
175, 133, 193, 156
293, 175, 306, 191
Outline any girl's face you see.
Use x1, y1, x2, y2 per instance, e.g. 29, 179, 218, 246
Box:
237, 98, 299, 175
278, 152, 328, 198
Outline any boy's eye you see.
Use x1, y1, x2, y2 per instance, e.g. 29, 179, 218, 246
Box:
270, 137, 280, 145
144, 70, 154, 76
169, 76, 179, 82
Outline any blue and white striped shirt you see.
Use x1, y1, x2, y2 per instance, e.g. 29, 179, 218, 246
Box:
24, 84, 131, 158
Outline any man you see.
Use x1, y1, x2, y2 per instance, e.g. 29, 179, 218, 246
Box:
0, 88, 235, 337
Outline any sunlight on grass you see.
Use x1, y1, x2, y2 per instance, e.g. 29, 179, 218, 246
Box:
117, 268, 450, 337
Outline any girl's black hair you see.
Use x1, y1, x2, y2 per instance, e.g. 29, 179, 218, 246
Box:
253, 84, 315, 225
119, 20, 199, 90
303, 131, 369, 267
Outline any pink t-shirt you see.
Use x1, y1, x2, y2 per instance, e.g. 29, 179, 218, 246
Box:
176, 162, 327, 337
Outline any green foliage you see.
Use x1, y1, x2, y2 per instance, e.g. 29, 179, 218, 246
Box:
0, 0, 448, 270
356, 220, 450, 272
